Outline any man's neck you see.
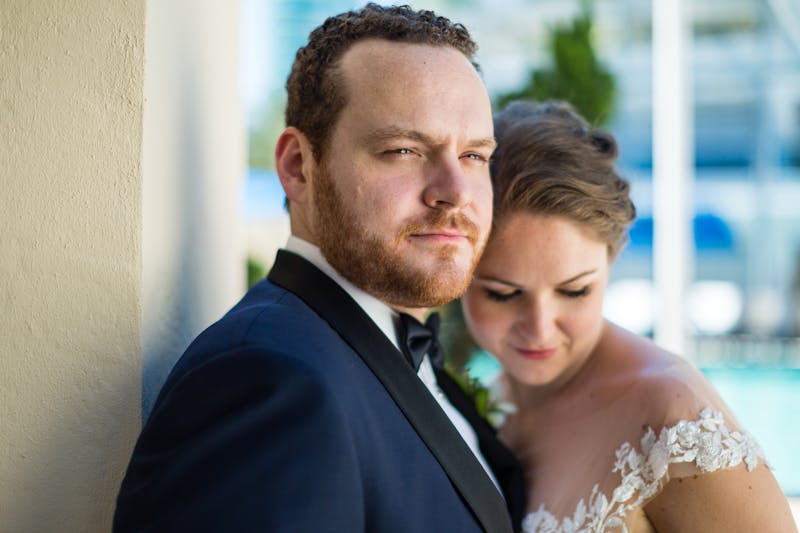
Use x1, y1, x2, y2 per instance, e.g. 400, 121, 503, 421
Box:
285, 235, 430, 321
392, 305, 428, 322
283, 236, 402, 349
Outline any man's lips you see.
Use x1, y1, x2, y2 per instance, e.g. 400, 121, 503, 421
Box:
514, 347, 557, 361
409, 231, 469, 243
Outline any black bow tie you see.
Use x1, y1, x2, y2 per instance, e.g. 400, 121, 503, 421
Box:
398, 312, 443, 371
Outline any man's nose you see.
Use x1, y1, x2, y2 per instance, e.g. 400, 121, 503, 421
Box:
421, 156, 471, 209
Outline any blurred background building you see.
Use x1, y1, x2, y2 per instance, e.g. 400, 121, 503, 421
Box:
240, 0, 800, 497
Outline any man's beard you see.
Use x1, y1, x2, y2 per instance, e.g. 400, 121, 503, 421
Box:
313, 166, 486, 309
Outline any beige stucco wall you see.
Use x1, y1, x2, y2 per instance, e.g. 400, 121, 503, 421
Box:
0, 1, 146, 531
0, 0, 244, 527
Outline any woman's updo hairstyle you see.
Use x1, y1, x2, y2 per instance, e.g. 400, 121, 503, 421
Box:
490, 100, 636, 258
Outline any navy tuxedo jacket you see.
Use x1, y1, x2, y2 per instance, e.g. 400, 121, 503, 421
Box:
114, 250, 525, 532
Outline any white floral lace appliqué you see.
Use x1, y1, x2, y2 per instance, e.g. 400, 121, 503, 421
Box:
522, 407, 765, 533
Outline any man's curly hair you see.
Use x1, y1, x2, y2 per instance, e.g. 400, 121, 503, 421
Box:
285, 3, 479, 161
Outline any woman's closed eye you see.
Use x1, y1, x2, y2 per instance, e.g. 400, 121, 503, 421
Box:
484, 288, 520, 302
558, 286, 590, 298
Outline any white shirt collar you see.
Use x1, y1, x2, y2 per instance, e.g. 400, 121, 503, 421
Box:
283, 236, 401, 351
281, 236, 500, 491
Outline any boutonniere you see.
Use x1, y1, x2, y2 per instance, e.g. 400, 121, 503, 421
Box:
446, 367, 517, 429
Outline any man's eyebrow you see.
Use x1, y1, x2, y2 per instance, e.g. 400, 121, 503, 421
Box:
365, 127, 496, 150
468, 137, 497, 151
366, 127, 437, 144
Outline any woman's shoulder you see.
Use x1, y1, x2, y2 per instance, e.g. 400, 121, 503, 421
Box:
597, 323, 732, 427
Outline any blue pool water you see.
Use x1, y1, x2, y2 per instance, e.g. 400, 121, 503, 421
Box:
702, 367, 800, 495
467, 353, 800, 495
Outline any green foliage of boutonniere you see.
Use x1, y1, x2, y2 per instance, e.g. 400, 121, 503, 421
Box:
445, 364, 517, 429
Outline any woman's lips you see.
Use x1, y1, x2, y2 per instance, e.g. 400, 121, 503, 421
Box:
514, 347, 557, 361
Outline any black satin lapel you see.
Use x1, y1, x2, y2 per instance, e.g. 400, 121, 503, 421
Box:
434, 368, 528, 533
268, 250, 512, 533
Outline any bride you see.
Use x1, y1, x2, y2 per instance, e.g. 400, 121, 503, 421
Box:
461, 100, 796, 532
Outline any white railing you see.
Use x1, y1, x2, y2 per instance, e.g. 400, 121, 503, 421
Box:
689, 334, 800, 367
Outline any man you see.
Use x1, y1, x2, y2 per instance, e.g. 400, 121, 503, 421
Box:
114, 4, 524, 532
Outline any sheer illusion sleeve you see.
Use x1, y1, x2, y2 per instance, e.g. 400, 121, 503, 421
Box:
635, 360, 763, 483
637, 362, 796, 532
506, 354, 792, 533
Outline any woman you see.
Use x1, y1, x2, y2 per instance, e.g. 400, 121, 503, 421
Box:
462, 100, 796, 532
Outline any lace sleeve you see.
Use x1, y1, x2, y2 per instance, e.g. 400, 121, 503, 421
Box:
631, 407, 764, 482
522, 408, 766, 533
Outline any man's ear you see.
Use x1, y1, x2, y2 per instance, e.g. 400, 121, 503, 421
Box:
275, 126, 317, 205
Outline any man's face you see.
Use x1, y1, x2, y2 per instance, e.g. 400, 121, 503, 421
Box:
310, 40, 495, 309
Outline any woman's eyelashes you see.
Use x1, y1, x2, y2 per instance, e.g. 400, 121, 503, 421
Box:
483, 285, 591, 302
484, 288, 520, 302
558, 286, 590, 298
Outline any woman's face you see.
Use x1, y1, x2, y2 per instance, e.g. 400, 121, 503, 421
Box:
462, 213, 610, 388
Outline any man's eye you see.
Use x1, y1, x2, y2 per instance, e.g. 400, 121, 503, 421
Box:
484, 289, 518, 302
384, 148, 414, 155
463, 153, 488, 163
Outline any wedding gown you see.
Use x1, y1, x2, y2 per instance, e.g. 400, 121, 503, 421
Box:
497, 342, 767, 533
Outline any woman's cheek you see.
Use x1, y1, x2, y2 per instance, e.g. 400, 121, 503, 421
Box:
465, 299, 506, 354
568, 295, 605, 336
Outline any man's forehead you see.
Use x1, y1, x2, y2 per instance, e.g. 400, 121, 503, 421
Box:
332, 39, 493, 144
364, 126, 497, 150
339, 38, 476, 79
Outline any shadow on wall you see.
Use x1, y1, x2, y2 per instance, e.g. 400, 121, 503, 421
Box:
141, 6, 247, 419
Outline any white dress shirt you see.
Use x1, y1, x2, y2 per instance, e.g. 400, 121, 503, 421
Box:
283, 236, 500, 491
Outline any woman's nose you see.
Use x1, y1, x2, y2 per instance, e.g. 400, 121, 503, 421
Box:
515, 299, 556, 345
